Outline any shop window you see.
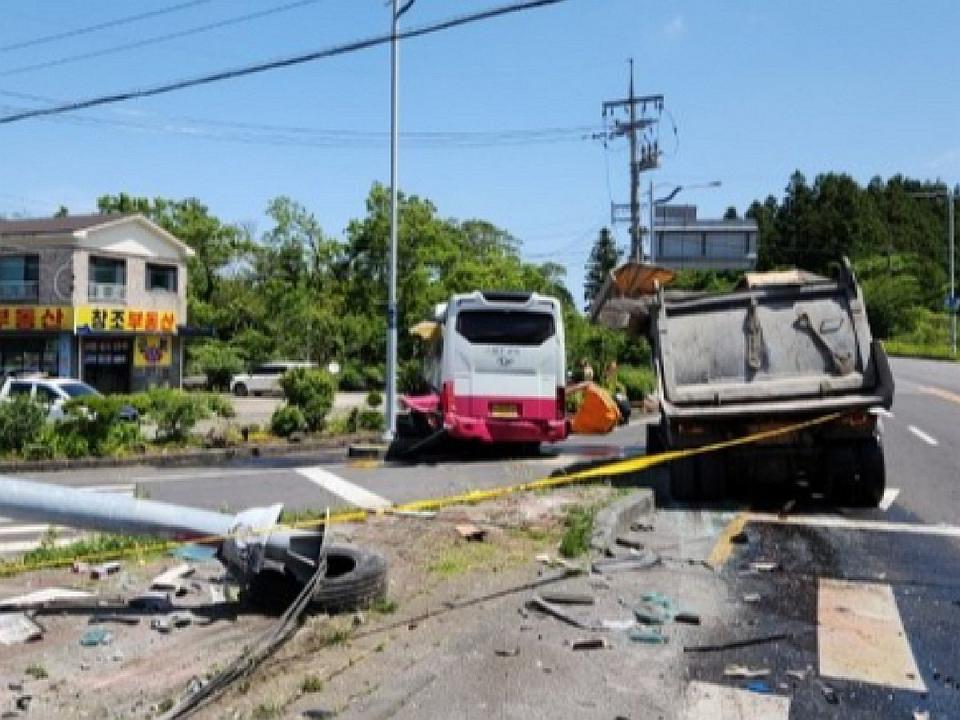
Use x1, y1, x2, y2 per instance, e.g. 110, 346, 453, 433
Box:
0, 254, 39, 301
0, 338, 58, 378
146, 264, 177, 292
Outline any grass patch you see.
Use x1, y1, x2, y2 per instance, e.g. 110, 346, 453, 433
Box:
300, 675, 324, 693
428, 541, 501, 577
558, 505, 597, 558
24, 663, 48, 680
0, 530, 165, 576
252, 703, 283, 719
156, 698, 175, 713
369, 597, 398, 614
884, 340, 958, 362
506, 525, 561, 544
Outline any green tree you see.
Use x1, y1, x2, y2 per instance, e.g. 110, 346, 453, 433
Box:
583, 227, 621, 307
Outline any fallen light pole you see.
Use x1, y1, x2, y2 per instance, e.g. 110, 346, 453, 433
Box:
0, 476, 352, 593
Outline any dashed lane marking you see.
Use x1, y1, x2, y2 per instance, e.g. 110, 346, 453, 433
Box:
681, 680, 790, 720
908, 425, 939, 446
818, 578, 925, 692
295, 466, 392, 510
879, 488, 900, 512
747, 512, 960, 539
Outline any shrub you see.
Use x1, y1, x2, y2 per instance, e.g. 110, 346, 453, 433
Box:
271, 405, 306, 437
61, 395, 140, 456
0, 395, 45, 454
138, 388, 212, 442
191, 341, 245, 391
365, 390, 383, 409
337, 364, 365, 391
363, 365, 384, 388
618, 365, 655, 402
279, 368, 335, 432
204, 393, 236, 419
358, 409, 385, 432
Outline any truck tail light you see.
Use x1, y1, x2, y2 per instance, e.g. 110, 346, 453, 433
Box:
556, 386, 566, 419
840, 410, 873, 429
441, 381, 456, 413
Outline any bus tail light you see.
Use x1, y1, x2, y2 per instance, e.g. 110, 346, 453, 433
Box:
556, 386, 566, 420
441, 381, 456, 413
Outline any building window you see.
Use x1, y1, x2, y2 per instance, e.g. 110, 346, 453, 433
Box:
0, 254, 39, 301
88, 257, 126, 301
146, 264, 177, 292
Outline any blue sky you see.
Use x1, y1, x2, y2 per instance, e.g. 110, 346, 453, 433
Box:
1, 0, 958, 304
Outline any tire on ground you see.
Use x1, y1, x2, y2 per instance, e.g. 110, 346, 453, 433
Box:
310, 544, 388, 613
847, 436, 886, 507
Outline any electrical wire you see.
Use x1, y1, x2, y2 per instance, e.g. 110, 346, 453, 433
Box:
0, 0, 213, 54
0, 0, 326, 78
0, 0, 573, 126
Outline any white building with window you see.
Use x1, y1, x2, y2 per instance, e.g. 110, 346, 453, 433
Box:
0, 214, 193, 392
652, 205, 759, 271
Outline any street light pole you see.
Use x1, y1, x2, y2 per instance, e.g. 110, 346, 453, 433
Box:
385, 0, 402, 440
949, 188, 956, 355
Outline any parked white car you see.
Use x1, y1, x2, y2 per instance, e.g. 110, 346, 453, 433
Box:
0, 376, 138, 422
229, 362, 316, 397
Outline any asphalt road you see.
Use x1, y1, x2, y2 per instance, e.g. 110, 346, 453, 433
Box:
1, 356, 958, 718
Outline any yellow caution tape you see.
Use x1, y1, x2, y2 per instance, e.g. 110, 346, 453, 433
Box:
0, 411, 845, 577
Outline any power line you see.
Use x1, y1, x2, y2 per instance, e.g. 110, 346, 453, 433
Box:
0, 0, 572, 126
0, 0, 326, 78
0, 0, 213, 54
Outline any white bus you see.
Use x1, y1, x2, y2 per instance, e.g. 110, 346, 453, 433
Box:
402, 291, 568, 446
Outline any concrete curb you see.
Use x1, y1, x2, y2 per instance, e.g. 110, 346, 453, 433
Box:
0, 433, 379, 474
591, 489, 655, 555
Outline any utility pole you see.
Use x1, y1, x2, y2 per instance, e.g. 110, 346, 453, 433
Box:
602, 62, 664, 263
648, 180, 655, 264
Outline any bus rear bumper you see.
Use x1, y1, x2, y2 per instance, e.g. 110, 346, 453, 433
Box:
444, 414, 568, 443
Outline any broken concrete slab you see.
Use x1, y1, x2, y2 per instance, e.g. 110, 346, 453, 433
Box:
591, 489, 655, 555
128, 591, 174, 612
0, 613, 42, 645
454, 524, 486, 542
89, 561, 121, 580
150, 563, 195, 591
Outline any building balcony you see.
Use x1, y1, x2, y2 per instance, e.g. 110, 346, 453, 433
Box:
88, 282, 126, 302
0, 280, 39, 301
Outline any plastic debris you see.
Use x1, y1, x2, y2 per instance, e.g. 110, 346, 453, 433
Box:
724, 664, 771, 679
601, 619, 635, 631
629, 627, 667, 644
0, 613, 42, 645
745, 680, 772, 694
674, 612, 701, 625
743, 593, 762, 603
494, 647, 520, 657
169, 544, 217, 562
570, 638, 607, 651
79, 628, 113, 647
750, 561, 780, 573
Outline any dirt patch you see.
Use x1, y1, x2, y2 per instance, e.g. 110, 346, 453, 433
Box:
0, 485, 614, 719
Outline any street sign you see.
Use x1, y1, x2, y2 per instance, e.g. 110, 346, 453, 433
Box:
945, 294, 960, 313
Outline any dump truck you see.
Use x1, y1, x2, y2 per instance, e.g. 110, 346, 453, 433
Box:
592, 259, 895, 505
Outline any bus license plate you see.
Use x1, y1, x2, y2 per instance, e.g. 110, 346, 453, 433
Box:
490, 403, 519, 418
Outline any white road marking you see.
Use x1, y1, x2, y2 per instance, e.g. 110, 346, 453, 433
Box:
295, 466, 391, 510
818, 578, 925, 691
748, 512, 960, 539
908, 425, 939, 446
681, 680, 790, 719
879, 488, 900, 512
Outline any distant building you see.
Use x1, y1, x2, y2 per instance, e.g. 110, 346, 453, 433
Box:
652, 205, 758, 271
0, 214, 193, 392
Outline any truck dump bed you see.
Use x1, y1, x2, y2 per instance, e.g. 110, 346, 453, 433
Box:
652, 262, 894, 419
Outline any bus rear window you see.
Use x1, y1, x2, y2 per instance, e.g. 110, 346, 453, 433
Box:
455, 311, 555, 345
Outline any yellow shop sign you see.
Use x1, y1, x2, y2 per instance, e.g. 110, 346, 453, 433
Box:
76, 307, 177, 334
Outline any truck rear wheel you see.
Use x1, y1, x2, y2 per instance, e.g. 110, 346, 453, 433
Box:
836, 437, 885, 507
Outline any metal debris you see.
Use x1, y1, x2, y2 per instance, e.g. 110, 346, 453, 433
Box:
539, 591, 594, 606
527, 596, 599, 631
683, 633, 791, 653
724, 664, 771, 679
128, 591, 174, 612
494, 647, 520, 657
570, 638, 607, 651
674, 612, 701, 625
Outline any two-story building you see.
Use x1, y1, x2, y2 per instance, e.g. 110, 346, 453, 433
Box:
0, 213, 193, 392
652, 205, 759, 271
